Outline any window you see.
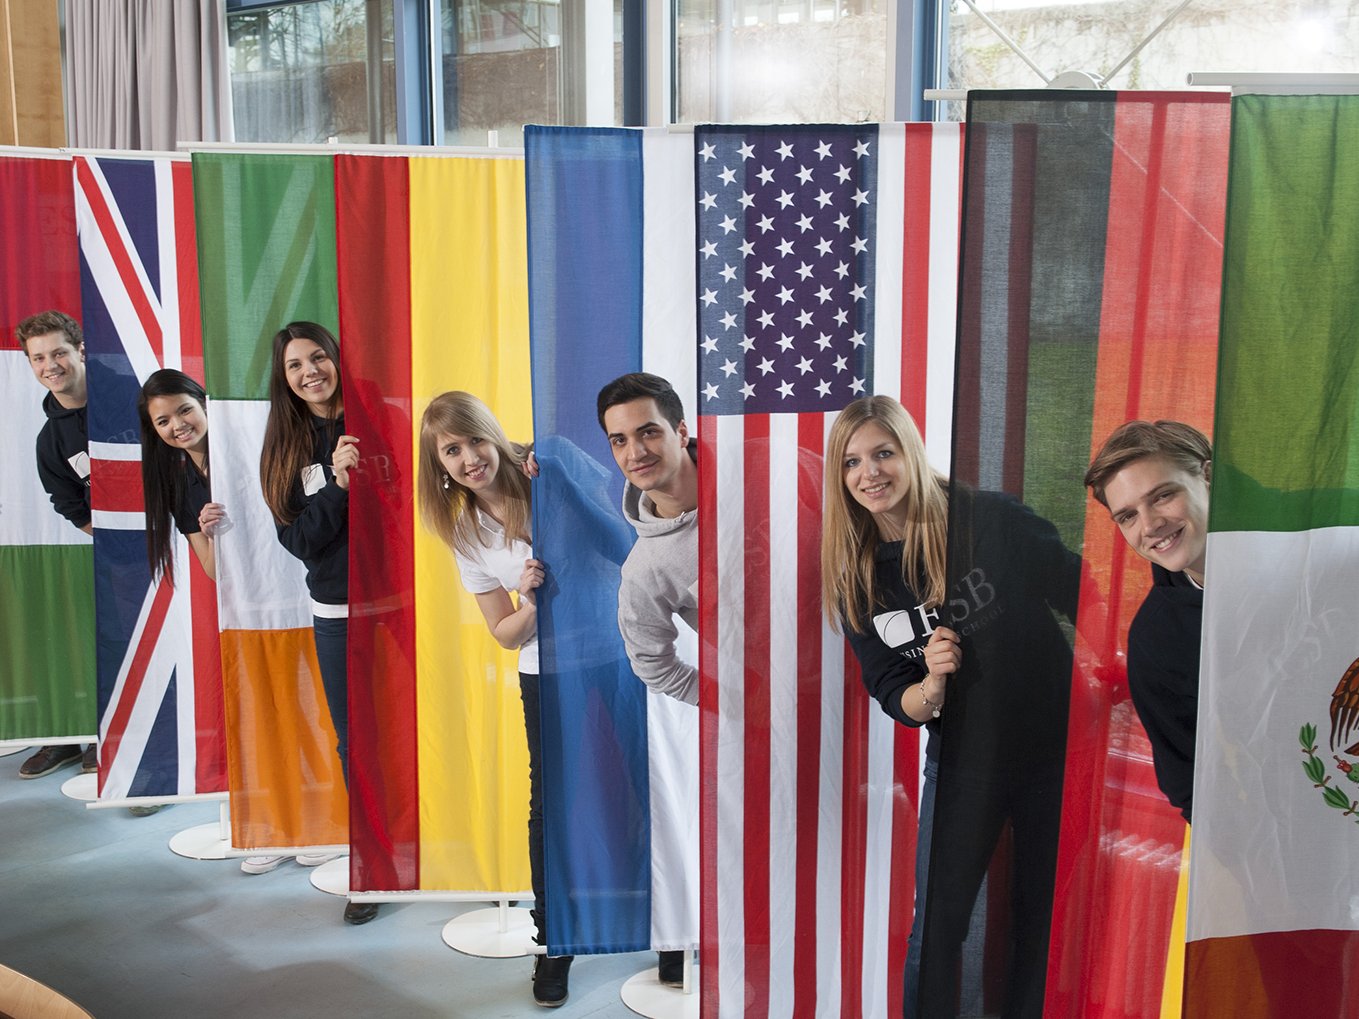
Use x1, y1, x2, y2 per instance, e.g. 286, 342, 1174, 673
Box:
227, 0, 396, 144
675, 0, 890, 124
436, 1, 625, 146
944, 0, 1359, 119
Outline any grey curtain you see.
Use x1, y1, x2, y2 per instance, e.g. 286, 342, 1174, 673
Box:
65, 0, 234, 149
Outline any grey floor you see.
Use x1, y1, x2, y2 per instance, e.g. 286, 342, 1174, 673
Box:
0, 750, 653, 1019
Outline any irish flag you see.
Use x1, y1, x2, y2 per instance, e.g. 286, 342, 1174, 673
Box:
1189, 91, 1359, 1019
0, 153, 96, 744
192, 152, 347, 851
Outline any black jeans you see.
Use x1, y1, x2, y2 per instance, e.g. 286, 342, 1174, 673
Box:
312, 614, 348, 786
919, 758, 1064, 1019
520, 672, 547, 945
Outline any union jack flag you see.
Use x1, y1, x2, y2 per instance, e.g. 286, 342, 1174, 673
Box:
75, 155, 226, 801
696, 123, 963, 1019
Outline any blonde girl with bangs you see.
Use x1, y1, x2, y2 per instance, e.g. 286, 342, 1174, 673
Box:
821, 394, 960, 1019
416, 391, 572, 1007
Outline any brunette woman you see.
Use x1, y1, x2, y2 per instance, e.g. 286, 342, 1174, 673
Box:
259, 321, 373, 925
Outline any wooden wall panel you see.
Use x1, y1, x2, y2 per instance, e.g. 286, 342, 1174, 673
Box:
0, 0, 66, 148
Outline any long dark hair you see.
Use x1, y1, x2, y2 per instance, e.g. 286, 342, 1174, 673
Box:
259, 321, 343, 526
138, 368, 209, 585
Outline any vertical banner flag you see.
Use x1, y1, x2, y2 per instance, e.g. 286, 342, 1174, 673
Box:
951, 91, 1229, 1019
74, 154, 227, 800
341, 151, 533, 895
1189, 91, 1359, 1019
695, 122, 962, 1019
525, 125, 700, 955
193, 152, 346, 850
0, 153, 96, 744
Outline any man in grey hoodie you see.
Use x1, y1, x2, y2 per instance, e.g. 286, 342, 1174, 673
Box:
598, 372, 698, 986
597, 372, 699, 706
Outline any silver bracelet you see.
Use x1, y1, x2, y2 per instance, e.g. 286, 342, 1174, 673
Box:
919, 680, 942, 719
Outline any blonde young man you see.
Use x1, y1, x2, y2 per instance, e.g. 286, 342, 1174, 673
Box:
15, 310, 93, 779
1086, 420, 1212, 822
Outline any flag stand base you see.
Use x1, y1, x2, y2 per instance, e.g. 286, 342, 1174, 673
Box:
309, 857, 350, 896
0, 745, 29, 758
60, 773, 96, 802
620, 959, 699, 1018
441, 904, 535, 958
170, 803, 231, 860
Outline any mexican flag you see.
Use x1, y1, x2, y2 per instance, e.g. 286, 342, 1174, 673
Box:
1189, 91, 1359, 1019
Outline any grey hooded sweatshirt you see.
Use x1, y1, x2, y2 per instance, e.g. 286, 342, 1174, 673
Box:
618, 476, 699, 706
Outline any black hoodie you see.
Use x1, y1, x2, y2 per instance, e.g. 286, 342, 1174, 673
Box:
35, 391, 91, 530
1127, 563, 1201, 823
276, 413, 348, 607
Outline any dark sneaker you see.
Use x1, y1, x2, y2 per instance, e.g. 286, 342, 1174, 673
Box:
343, 900, 379, 925
532, 954, 572, 1007
81, 745, 97, 773
657, 950, 686, 987
18, 745, 82, 779
128, 804, 163, 817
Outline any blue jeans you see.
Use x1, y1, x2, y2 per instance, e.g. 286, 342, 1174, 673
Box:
312, 615, 348, 787
905, 755, 938, 1019
520, 673, 547, 945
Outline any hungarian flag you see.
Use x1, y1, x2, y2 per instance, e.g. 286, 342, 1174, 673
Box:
1189, 91, 1359, 1019
74, 154, 226, 800
339, 150, 532, 896
524, 126, 700, 954
0, 153, 96, 744
192, 152, 347, 851
693, 122, 962, 1018
949, 91, 1229, 1019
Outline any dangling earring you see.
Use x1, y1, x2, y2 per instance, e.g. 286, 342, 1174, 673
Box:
442, 473, 451, 491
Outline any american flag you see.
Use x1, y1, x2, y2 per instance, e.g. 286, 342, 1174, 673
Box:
75, 154, 226, 802
696, 124, 963, 1019
694, 127, 876, 415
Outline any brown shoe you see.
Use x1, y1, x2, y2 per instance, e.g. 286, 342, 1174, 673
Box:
18, 745, 82, 779
81, 745, 97, 774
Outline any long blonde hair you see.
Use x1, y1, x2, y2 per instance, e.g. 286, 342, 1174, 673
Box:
820, 395, 948, 632
417, 391, 531, 555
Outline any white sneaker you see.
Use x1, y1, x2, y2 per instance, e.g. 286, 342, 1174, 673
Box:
240, 854, 286, 874
295, 852, 341, 867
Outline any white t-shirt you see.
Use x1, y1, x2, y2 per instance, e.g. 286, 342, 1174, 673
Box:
452, 507, 538, 675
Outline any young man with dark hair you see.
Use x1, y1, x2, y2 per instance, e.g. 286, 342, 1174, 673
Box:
597, 371, 699, 707
597, 371, 696, 987
15, 310, 95, 779
1086, 419, 1212, 822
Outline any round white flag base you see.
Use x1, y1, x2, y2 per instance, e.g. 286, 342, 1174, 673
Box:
309, 857, 350, 896
441, 906, 535, 958
169, 822, 232, 861
60, 773, 97, 802
620, 966, 699, 1019
0, 744, 29, 758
